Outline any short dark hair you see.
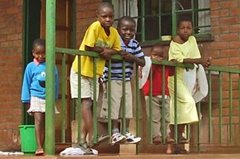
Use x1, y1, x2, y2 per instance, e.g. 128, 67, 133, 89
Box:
117, 16, 136, 28
97, 2, 114, 12
151, 43, 163, 51
33, 38, 45, 49
177, 16, 193, 28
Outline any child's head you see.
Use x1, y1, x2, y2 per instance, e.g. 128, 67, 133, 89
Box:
177, 16, 193, 42
150, 44, 165, 61
117, 16, 136, 44
32, 38, 45, 63
96, 2, 114, 29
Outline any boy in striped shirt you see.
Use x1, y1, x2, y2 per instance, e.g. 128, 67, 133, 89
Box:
100, 16, 145, 144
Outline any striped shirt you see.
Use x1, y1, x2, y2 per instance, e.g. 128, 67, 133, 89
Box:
103, 37, 144, 81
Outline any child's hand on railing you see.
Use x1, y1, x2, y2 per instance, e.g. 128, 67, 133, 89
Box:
202, 57, 212, 68
100, 48, 114, 60
151, 53, 164, 62
120, 51, 135, 62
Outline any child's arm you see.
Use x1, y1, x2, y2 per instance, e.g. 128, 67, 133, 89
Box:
85, 45, 104, 53
100, 48, 119, 59
171, 35, 211, 67
85, 45, 118, 60
21, 65, 32, 103
121, 51, 145, 67
183, 57, 212, 67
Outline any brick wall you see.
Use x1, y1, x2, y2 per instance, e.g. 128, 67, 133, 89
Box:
76, 0, 102, 48
0, 0, 23, 150
201, 0, 240, 66
198, 0, 240, 145
208, 0, 240, 117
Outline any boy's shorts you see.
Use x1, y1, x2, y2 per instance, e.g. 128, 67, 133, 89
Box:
99, 80, 133, 120
70, 69, 99, 100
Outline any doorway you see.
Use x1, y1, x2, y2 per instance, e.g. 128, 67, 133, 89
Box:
23, 0, 74, 142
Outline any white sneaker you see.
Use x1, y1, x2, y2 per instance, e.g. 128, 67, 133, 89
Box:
111, 133, 126, 144
125, 132, 141, 144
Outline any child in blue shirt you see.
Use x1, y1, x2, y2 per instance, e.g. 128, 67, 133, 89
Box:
21, 38, 59, 156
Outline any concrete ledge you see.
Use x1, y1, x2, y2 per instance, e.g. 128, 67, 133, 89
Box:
119, 144, 136, 155
2, 153, 240, 159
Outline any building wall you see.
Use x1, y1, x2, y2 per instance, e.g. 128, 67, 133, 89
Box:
76, 0, 102, 48
0, 0, 23, 150
204, 0, 240, 143
165, 0, 240, 146
204, 0, 240, 66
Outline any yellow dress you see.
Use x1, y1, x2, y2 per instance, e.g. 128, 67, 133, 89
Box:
168, 36, 201, 124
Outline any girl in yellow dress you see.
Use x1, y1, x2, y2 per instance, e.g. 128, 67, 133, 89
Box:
168, 17, 211, 144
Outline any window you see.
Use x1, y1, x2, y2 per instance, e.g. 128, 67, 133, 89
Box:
109, 0, 211, 44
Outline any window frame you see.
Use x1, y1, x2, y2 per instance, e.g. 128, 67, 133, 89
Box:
108, 0, 213, 46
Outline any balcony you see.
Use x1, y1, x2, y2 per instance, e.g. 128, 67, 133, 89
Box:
35, 47, 239, 158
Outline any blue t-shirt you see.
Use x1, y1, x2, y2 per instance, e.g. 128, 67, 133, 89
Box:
103, 37, 144, 81
21, 61, 59, 103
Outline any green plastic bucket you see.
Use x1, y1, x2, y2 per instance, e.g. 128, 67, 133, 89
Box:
19, 125, 37, 153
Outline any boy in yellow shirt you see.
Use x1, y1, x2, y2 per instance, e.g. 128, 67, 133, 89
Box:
70, 2, 121, 152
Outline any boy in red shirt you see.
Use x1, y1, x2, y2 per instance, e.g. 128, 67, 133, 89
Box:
142, 44, 174, 154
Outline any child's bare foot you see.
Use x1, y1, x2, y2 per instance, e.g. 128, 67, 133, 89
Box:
153, 135, 162, 145
166, 144, 173, 154
166, 135, 175, 144
35, 148, 44, 156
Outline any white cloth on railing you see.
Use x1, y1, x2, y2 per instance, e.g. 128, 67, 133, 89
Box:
0, 151, 24, 156
184, 64, 208, 103
139, 56, 152, 89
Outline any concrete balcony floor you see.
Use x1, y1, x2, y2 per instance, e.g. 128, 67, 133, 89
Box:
1, 153, 240, 159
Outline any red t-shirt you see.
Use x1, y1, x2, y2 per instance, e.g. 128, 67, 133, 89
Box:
142, 64, 174, 96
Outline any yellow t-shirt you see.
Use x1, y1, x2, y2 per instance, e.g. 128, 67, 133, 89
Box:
72, 21, 121, 77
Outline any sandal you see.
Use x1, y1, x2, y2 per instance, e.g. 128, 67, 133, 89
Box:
174, 147, 189, 154
80, 142, 93, 155
178, 136, 189, 144
92, 135, 110, 148
98, 135, 110, 143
